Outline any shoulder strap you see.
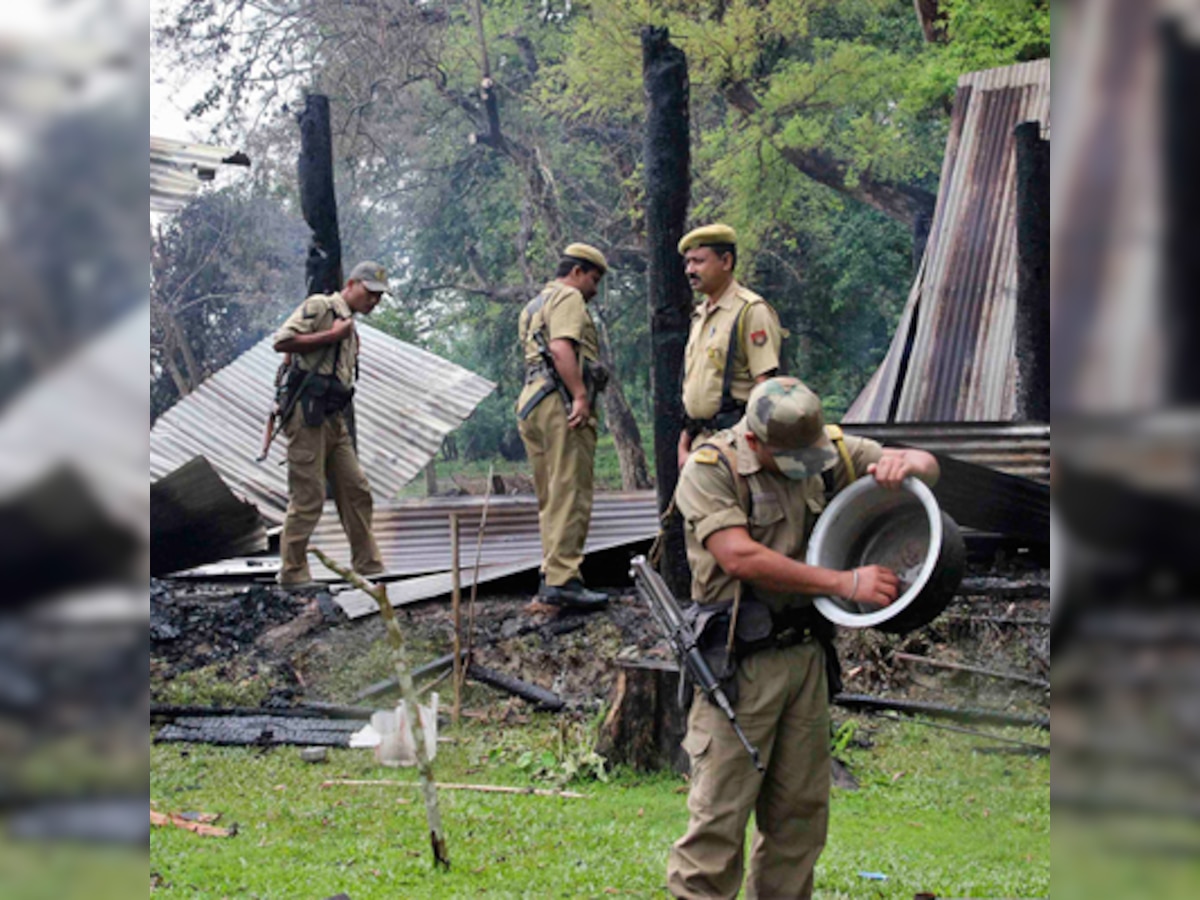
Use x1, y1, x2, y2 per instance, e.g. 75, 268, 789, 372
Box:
697, 438, 753, 519
520, 287, 554, 345
719, 299, 752, 410
820, 424, 857, 500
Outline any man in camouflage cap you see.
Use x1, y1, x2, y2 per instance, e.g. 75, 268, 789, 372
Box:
515, 243, 611, 609
667, 376, 939, 899
676, 223, 784, 472
271, 261, 389, 589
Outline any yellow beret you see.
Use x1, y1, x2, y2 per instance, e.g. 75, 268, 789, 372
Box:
678, 223, 737, 255
562, 242, 608, 273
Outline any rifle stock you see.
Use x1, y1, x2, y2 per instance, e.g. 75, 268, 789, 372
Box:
629, 555, 764, 772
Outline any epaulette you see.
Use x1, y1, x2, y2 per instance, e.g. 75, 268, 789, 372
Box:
302, 296, 328, 319
691, 447, 721, 465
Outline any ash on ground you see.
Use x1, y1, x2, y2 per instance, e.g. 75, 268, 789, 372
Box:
150, 555, 1049, 720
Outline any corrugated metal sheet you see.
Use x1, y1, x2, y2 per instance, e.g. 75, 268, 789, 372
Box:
149, 324, 496, 524
150, 135, 250, 213
175, 490, 660, 616
846, 59, 1050, 424
842, 422, 1050, 482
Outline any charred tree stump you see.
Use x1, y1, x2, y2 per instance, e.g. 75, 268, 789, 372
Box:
1014, 121, 1050, 422
596, 658, 688, 774
642, 27, 693, 598
298, 94, 343, 296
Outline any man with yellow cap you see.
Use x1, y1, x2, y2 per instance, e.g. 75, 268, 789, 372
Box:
515, 244, 611, 609
272, 261, 389, 589
666, 376, 939, 899
677, 223, 784, 473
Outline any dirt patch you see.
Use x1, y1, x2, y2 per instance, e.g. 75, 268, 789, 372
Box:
151, 557, 1049, 721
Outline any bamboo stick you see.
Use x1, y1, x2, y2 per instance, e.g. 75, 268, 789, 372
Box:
320, 779, 587, 800
309, 548, 450, 870
462, 464, 495, 695
891, 651, 1050, 689
450, 513, 462, 726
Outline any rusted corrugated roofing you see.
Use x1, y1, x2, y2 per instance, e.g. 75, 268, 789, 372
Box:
149, 324, 496, 523
846, 59, 1050, 423
842, 422, 1049, 483
150, 135, 250, 213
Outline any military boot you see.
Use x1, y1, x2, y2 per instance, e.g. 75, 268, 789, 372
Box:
540, 578, 609, 610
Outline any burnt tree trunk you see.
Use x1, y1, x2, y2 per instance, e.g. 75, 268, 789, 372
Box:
298, 94, 343, 297
595, 659, 688, 774
1013, 121, 1050, 422
595, 312, 651, 489
1164, 19, 1200, 404
298, 93, 354, 453
642, 26, 693, 598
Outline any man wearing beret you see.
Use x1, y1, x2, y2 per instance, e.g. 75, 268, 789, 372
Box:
677, 223, 784, 473
667, 377, 939, 899
515, 244, 611, 609
271, 261, 388, 589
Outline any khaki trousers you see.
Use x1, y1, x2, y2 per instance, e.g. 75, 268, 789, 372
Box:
517, 394, 596, 586
668, 641, 830, 900
279, 408, 383, 583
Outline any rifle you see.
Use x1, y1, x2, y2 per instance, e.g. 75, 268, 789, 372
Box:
629, 555, 764, 772
532, 330, 572, 412
255, 346, 330, 462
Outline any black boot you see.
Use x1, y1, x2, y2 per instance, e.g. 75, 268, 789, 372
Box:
540, 578, 609, 610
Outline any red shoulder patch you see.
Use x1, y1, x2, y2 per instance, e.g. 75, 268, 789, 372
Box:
749, 329, 768, 347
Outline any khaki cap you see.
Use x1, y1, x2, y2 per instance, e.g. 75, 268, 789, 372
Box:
746, 377, 837, 479
347, 260, 390, 293
678, 223, 737, 255
562, 242, 608, 273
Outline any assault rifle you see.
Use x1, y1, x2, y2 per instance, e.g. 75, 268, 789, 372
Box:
532, 330, 572, 412
630, 555, 764, 772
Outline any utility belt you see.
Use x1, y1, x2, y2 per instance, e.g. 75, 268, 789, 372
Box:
285, 366, 355, 428
683, 399, 746, 438
685, 591, 841, 706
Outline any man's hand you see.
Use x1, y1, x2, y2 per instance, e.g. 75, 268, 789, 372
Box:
845, 565, 901, 607
677, 429, 692, 471
329, 317, 355, 341
567, 395, 591, 429
867, 447, 939, 490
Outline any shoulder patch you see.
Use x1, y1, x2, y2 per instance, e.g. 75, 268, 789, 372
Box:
692, 447, 721, 465
749, 329, 768, 347
302, 297, 326, 319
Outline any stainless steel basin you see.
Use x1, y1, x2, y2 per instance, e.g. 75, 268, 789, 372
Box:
806, 476, 965, 633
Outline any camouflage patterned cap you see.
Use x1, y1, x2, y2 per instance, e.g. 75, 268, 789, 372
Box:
746, 377, 837, 480
347, 260, 390, 293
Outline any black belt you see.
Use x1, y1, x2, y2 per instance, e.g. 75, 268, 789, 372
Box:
684, 400, 747, 438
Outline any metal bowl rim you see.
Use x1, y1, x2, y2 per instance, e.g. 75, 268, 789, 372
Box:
808, 476, 943, 627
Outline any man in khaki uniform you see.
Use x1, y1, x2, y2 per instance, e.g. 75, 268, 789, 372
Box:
667, 377, 940, 899
677, 223, 784, 472
272, 261, 388, 589
516, 244, 610, 609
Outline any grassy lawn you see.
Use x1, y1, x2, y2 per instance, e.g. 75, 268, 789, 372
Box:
150, 715, 1048, 898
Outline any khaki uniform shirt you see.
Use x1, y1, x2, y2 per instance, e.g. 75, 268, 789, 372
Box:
682, 280, 782, 420
273, 291, 358, 388
675, 422, 883, 612
516, 280, 600, 416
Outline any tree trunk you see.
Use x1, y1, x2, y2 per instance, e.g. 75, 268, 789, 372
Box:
723, 81, 937, 234
913, 0, 947, 44
595, 658, 688, 774
298, 93, 343, 296
1013, 121, 1050, 422
642, 26, 693, 598
594, 313, 651, 490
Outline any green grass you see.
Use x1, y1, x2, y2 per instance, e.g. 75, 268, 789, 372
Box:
150, 715, 1048, 898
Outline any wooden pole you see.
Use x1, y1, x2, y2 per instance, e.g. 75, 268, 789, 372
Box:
450, 513, 462, 726
462, 464, 494, 692
309, 548, 450, 870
